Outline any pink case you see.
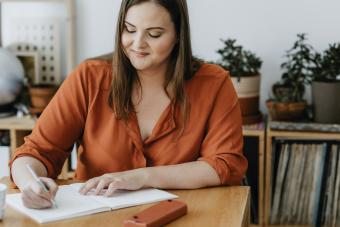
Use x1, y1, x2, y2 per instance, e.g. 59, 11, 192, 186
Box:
123, 200, 187, 227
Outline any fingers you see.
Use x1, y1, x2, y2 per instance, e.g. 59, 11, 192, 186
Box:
79, 178, 100, 195
22, 185, 53, 209
30, 181, 51, 200
40, 177, 58, 197
79, 176, 125, 196
79, 170, 146, 197
95, 179, 108, 195
104, 178, 124, 197
21, 178, 58, 209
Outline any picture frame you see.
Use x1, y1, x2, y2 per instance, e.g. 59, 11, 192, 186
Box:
13, 51, 40, 85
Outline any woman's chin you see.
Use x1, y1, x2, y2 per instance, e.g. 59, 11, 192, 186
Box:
131, 63, 151, 71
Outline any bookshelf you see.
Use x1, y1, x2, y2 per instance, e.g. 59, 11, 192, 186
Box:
243, 123, 265, 227
265, 126, 340, 227
0, 116, 72, 179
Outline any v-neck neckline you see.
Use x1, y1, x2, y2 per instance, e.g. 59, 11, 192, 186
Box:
125, 100, 177, 147
138, 100, 174, 143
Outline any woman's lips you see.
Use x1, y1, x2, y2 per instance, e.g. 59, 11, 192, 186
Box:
132, 50, 149, 57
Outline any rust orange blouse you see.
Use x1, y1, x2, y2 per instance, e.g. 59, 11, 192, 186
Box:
10, 60, 247, 185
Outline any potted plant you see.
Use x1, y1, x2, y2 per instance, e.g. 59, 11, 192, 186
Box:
310, 43, 340, 123
215, 39, 263, 125
28, 84, 58, 115
18, 71, 58, 115
266, 33, 318, 121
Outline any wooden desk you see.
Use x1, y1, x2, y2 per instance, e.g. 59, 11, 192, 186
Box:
0, 177, 250, 227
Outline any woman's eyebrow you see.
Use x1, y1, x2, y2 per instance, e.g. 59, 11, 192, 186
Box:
124, 21, 165, 30
124, 21, 135, 27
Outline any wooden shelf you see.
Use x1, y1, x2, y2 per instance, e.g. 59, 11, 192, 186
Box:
265, 126, 340, 226
243, 124, 265, 227
0, 116, 35, 155
0, 116, 36, 130
0, 116, 70, 179
268, 128, 340, 140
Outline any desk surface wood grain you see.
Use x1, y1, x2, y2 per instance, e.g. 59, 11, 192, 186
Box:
0, 177, 250, 227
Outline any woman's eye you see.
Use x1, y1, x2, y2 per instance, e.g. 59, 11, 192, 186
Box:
149, 33, 161, 38
125, 27, 135, 33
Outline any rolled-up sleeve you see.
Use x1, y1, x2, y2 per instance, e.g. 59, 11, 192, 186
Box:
9, 62, 89, 179
198, 72, 248, 185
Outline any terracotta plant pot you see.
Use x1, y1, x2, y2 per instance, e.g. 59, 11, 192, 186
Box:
231, 75, 262, 124
238, 96, 260, 116
28, 85, 57, 114
266, 100, 307, 121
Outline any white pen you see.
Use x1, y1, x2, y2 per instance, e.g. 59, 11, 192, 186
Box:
25, 164, 57, 208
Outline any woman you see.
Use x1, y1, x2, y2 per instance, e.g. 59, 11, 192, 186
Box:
11, 0, 247, 209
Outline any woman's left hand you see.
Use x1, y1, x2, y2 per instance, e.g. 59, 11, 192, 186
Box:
78, 168, 149, 197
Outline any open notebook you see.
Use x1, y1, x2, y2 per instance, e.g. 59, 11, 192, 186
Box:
6, 183, 178, 223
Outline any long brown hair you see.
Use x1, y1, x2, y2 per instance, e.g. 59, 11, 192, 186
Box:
108, 0, 202, 126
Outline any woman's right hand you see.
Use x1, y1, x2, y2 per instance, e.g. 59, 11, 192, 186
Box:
21, 177, 58, 209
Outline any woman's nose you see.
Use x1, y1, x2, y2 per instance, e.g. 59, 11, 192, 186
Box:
133, 32, 148, 49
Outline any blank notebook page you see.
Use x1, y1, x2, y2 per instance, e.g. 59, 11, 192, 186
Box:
6, 183, 178, 223
6, 185, 110, 223
70, 183, 178, 209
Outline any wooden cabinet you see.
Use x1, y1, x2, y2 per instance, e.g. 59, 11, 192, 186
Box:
265, 128, 340, 227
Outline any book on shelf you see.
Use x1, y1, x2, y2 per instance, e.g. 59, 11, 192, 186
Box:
319, 143, 340, 227
310, 144, 327, 226
333, 146, 340, 226
292, 145, 307, 222
297, 144, 309, 223
301, 144, 314, 224
270, 143, 289, 224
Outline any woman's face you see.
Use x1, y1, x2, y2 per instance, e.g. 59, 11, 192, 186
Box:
121, 2, 177, 72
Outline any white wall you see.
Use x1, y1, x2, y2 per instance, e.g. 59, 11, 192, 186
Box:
188, 0, 340, 112
74, 0, 118, 63
2, 0, 340, 112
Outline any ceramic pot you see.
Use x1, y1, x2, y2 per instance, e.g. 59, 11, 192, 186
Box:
28, 85, 57, 114
231, 75, 261, 124
312, 81, 340, 124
